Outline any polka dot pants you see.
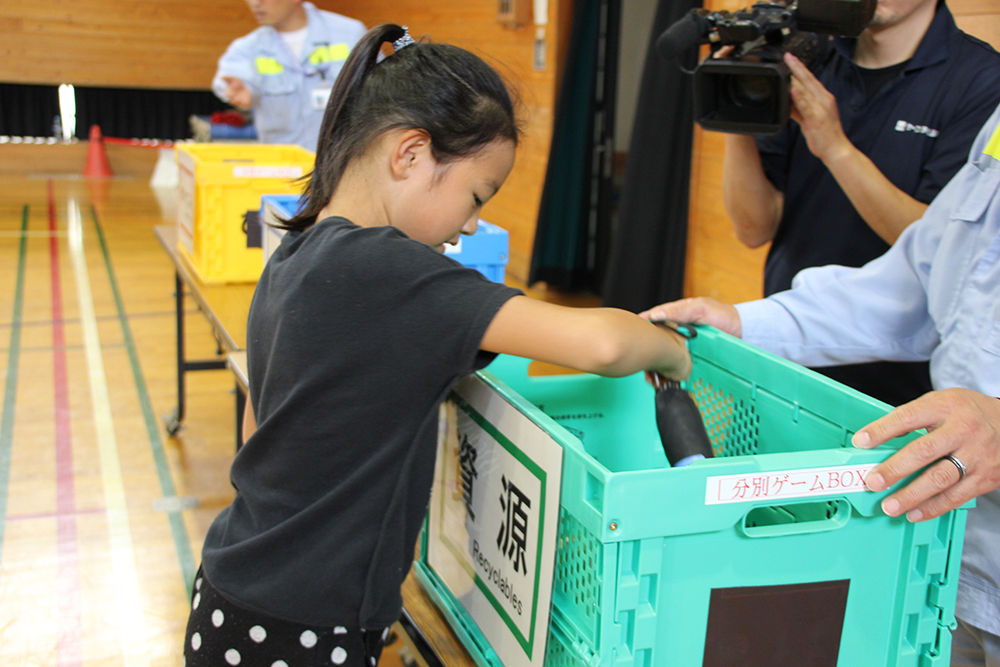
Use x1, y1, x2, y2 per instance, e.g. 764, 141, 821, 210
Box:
184, 567, 386, 667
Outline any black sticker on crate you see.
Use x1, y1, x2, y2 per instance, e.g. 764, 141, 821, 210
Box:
702, 579, 850, 667
243, 210, 262, 248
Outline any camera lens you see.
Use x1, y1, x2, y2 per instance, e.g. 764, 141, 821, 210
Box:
726, 74, 777, 107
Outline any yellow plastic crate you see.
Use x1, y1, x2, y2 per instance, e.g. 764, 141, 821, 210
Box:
176, 143, 313, 283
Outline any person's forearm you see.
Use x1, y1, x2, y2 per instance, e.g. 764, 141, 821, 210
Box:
822, 142, 928, 245
242, 394, 257, 442
481, 298, 690, 380
722, 134, 784, 248
582, 310, 691, 379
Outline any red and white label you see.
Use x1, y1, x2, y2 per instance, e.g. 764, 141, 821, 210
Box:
705, 464, 877, 505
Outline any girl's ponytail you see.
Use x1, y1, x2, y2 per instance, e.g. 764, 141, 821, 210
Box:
286, 24, 408, 231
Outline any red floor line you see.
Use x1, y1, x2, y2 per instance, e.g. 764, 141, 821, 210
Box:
7, 508, 105, 522
48, 181, 82, 667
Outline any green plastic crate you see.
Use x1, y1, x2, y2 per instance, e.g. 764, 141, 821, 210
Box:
415, 325, 968, 667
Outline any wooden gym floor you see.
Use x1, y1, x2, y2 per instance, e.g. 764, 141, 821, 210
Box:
0, 159, 245, 666
0, 143, 597, 666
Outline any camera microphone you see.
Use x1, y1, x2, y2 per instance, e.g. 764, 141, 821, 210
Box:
656, 9, 713, 61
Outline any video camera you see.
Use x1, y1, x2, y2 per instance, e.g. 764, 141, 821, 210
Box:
657, 0, 875, 135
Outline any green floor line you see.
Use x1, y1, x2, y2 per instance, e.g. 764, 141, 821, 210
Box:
0, 206, 30, 570
89, 205, 197, 592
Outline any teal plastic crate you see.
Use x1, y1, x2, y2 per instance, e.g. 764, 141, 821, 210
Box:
416, 325, 968, 667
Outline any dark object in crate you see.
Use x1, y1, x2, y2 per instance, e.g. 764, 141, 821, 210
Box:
654, 377, 716, 466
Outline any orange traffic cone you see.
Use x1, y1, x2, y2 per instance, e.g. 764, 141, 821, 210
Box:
83, 125, 113, 178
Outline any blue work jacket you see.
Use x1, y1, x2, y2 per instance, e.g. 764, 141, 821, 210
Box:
212, 2, 366, 152
740, 102, 1000, 637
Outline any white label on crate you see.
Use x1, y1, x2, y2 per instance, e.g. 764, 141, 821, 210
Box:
426, 374, 562, 667
705, 463, 878, 505
232, 166, 303, 179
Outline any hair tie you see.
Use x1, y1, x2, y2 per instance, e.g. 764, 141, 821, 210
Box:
393, 26, 416, 52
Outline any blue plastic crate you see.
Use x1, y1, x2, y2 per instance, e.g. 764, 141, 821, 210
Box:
443, 220, 509, 283
259, 195, 508, 283
259, 194, 304, 267
260, 194, 304, 220
416, 326, 969, 667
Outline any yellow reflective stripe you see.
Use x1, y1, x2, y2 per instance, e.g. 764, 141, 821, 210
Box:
985, 120, 1000, 160
308, 46, 329, 64
328, 43, 350, 61
255, 57, 284, 75
308, 43, 350, 64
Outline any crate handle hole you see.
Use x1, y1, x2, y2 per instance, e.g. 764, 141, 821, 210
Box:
740, 499, 850, 538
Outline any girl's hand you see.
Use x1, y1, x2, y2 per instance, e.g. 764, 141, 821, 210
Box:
650, 326, 693, 382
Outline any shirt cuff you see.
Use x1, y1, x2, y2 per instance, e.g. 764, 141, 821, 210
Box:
735, 298, 796, 355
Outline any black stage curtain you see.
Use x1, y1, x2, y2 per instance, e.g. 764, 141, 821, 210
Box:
601, 0, 702, 312
0, 83, 61, 137
74, 86, 228, 140
0, 82, 227, 140
529, 0, 621, 292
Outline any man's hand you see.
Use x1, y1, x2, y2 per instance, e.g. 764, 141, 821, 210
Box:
785, 53, 851, 165
854, 388, 1000, 521
222, 76, 253, 110
639, 297, 742, 338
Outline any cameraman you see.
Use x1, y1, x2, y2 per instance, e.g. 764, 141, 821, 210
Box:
722, 0, 1000, 406
645, 99, 1000, 666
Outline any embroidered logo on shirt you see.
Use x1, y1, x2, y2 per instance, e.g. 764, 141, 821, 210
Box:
894, 120, 939, 138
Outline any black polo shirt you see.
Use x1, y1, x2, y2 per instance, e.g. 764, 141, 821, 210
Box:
755, 1, 1000, 404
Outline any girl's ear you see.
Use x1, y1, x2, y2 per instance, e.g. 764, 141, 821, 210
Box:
389, 129, 434, 179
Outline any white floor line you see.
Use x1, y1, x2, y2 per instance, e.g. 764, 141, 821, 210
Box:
67, 197, 151, 667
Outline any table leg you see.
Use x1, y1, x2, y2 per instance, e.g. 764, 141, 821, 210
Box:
235, 383, 245, 451
164, 270, 227, 436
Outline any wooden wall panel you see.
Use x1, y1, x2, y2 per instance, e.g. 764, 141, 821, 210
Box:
320, 0, 575, 282
0, 0, 258, 90
685, 0, 1000, 305
0, 0, 574, 283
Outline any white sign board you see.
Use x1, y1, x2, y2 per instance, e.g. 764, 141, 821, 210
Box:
427, 374, 563, 667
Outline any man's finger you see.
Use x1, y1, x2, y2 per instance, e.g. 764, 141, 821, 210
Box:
877, 455, 964, 514
784, 53, 828, 100
852, 396, 945, 449
864, 427, 953, 492
901, 482, 976, 522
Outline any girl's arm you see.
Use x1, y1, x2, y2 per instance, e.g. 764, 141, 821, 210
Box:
480, 296, 691, 380
242, 394, 257, 442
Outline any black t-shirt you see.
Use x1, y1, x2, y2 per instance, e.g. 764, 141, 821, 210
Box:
202, 216, 522, 628
857, 59, 910, 104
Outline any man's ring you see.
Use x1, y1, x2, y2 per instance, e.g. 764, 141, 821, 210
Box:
943, 454, 967, 482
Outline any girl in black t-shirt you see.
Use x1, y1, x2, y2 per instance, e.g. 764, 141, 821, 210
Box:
186, 23, 692, 667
